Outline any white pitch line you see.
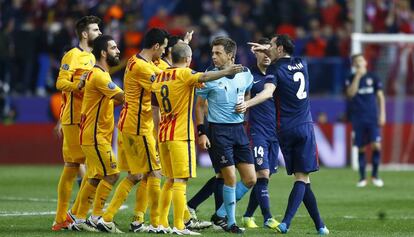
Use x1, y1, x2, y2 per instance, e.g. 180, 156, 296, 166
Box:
0, 205, 129, 217
0, 211, 56, 217
0, 196, 57, 202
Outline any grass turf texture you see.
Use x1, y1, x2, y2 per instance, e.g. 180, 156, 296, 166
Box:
0, 166, 413, 237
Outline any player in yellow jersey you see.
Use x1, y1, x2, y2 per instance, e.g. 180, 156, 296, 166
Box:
95, 28, 168, 233
69, 35, 124, 232
52, 15, 101, 231
152, 43, 243, 235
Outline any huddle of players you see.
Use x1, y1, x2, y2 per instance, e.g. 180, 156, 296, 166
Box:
52, 15, 330, 235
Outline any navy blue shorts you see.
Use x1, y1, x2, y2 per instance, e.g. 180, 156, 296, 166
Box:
278, 123, 319, 175
250, 135, 279, 174
208, 123, 254, 174
352, 122, 381, 147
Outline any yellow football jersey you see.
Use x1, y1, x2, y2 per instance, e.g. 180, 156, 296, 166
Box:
56, 46, 95, 125
151, 67, 203, 142
80, 65, 123, 146
153, 58, 171, 71
118, 54, 162, 136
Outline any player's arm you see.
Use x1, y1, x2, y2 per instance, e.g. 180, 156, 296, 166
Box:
236, 83, 275, 113
198, 64, 244, 83
195, 96, 210, 150
377, 90, 386, 126
112, 92, 125, 106
346, 73, 363, 98
56, 53, 85, 92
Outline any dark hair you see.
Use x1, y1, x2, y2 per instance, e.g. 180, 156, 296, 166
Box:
171, 43, 191, 63
92, 35, 114, 60
165, 35, 182, 55
274, 34, 294, 55
257, 37, 271, 45
351, 53, 364, 63
142, 28, 169, 49
211, 37, 237, 57
75, 15, 101, 40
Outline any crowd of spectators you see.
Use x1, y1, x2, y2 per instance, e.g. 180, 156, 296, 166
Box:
0, 0, 413, 100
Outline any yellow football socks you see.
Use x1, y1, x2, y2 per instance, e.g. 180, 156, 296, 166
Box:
147, 176, 161, 226
158, 180, 173, 227
134, 179, 148, 223
92, 180, 113, 217
103, 178, 134, 222
55, 166, 78, 223
172, 182, 187, 230
70, 175, 87, 216
76, 180, 97, 220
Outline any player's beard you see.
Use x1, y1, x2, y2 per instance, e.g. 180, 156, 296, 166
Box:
87, 39, 94, 48
107, 54, 120, 67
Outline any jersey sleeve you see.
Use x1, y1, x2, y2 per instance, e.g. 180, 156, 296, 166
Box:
95, 72, 123, 99
373, 74, 383, 91
182, 68, 203, 87
138, 65, 158, 91
56, 51, 78, 92
245, 71, 254, 92
265, 64, 277, 86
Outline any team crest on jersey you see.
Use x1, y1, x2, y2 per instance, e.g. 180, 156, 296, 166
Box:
108, 82, 116, 89
366, 78, 373, 86
150, 75, 155, 82
217, 81, 225, 89
62, 64, 69, 70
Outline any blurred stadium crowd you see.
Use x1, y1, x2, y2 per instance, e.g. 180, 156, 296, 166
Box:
0, 0, 413, 117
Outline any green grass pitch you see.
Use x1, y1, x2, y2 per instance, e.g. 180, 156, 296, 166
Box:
0, 166, 413, 236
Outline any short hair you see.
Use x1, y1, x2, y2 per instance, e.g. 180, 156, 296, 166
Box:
274, 34, 294, 55
171, 43, 192, 63
75, 15, 101, 40
211, 37, 237, 57
92, 35, 114, 60
164, 35, 182, 56
257, 37, 271, 45
351, 53, 364, 63
142, 28, 169, 49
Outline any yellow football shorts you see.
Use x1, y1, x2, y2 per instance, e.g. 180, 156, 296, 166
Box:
158, 140, 196, 179
81, 144, 119, 179
61, 124, 85, 163
118, 131, 161, 174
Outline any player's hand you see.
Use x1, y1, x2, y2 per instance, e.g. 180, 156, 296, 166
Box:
53, 121, 62, 139
195, 82, 206, 89
235, 101, 247, 113
77, 72, 88, 90
198, 134, 210, 150
183, 30, 194, 44
225, 64, 244, 75
248, 42, 270, 53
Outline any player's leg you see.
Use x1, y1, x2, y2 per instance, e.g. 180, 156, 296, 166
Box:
260, 139, 280, 229
354, 123, 368, 187
102, 132, 144, 226
53, 125, 84, 230
133, 178, 148, 225
157, 141, 173, 231
169, 141, 200, 235
370, 124, 384, 187
187, 176, 216, 212
279, 124, 328, 234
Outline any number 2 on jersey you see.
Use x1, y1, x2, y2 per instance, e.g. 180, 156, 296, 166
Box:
293, 72, 307, 99
160, 85, 172, 113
